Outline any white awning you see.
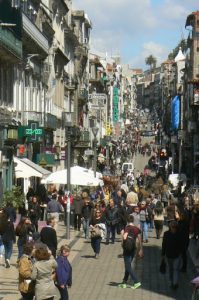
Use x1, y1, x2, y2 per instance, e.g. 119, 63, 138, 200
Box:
14, 157, 51, 179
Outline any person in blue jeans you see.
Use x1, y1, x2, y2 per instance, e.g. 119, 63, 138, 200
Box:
118, 215, 143, 289
56, 244, 72, 300
81, 198, 93, 239
90, 209, 106, 258
2, 214, 16, 268
139, 201, 149, 243
105, 199, 119, 244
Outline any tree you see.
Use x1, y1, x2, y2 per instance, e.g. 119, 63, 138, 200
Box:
145, 55, 157, 70
168, 39, 187, 60
145, 55, 157, 80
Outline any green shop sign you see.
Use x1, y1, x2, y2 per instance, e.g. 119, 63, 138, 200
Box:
113, 87, 119, 123
18, 122, 43, 142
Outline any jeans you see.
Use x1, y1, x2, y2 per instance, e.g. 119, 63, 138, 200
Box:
140, 221, 148, 241
3, 240, 13, 261
17, 238, 25, 259
74, 214, 81, 230
82, 219, 90, 239
91, 237, 102, 254
106, 225, 116, 243
167, 256, 182, 285
123, 254, 138, 284
58, 286, 68, 300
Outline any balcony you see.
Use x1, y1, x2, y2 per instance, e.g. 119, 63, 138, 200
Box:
0, 27, 22, 61
22, 12, 49, 55
45, 113, 58, 130
24, 111, 43, 125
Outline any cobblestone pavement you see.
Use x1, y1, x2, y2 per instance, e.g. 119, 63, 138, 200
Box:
69, 229, 195, 300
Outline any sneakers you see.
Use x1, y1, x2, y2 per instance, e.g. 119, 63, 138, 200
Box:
118, 283, 127, 288
5, 259, 10, 268
131, 282, 141, 289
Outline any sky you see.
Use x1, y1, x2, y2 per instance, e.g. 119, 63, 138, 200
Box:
72, 0, 198, 70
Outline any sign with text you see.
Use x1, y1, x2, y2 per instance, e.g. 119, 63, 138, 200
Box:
18, 122, 43, 142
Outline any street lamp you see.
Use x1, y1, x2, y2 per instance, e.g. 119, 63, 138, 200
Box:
92, 127, 99, 178
63, 111, 74, 239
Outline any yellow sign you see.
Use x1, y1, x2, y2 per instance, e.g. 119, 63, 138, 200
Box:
39, 157, 47, 166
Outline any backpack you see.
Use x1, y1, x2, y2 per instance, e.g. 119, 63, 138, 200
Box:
122, 226, 136, 254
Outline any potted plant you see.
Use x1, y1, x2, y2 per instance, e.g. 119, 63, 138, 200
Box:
2, 186, 25, 210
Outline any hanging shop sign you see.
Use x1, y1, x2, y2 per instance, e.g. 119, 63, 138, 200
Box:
18, 122, 43, 142
113, 87, 119, 123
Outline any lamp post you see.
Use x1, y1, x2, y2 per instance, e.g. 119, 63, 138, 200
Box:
63, 112, 73, 239
92, 127, 98, 178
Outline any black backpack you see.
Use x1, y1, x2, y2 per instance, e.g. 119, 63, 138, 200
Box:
122, 226, 136, 254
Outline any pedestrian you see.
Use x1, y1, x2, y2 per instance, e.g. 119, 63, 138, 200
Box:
81, 197, 93, 239
105, 198, 119, 244
40, 217, 57, 258
3, 202, 16, 223
139, 201, 149, 243
165, 197, 179, 224
90, 209, 106, 259
18, 242, 35, 300
16, 217, 35, 259
47, 193, 63, 231
126, 186, 138, 207
118, 215, 143, 289
31, 245, 58, 300
154, 201, 164, 239
28, 196, 41, 232
2, 213, 16, 268
73, 195, 83, 231
161, 220, 183, 289
131, 205, 140, 229
56, 245, 72, 300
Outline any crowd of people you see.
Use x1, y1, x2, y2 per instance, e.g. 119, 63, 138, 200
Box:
0, 164, 199, 298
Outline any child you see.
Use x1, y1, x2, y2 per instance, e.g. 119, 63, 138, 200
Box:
56, 245, 72, 300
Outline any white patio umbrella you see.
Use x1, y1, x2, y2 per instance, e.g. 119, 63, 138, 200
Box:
41, 166, 103, 186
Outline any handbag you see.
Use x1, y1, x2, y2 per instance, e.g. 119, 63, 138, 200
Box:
159, 258, 166, 274
90, 226, 101, 238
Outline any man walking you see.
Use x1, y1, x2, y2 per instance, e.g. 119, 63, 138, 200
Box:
118, 214, 143, 289
47, 193, 63, 230
40, 217, 57, 258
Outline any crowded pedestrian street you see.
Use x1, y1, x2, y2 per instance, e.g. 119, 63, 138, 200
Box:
1, 1, 199, 300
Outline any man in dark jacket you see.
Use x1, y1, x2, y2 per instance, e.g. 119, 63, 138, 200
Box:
105, 199, 119, 244
40, 217, 57, 258
162, 221, 183, 289
73, 195, 83, 231
81, 198, 93, 239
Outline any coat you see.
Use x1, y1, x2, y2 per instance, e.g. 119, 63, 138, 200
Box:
18, 254, 35, 294
56, 256, 72, 286
31, 258, 58, 300
40, 226, 57, 257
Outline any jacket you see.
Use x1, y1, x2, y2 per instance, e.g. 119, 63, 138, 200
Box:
40, 226, 57, 257
81, 203, 93, 220
73, 198, 83, 215
31, 258, 58, 300
2, 221, 16, 243
47, 199, 63, 213
162, 230, 183, 258
105, 206, 119, 225
18, 255, 35, 293
28, 203, 41, 221
56, 255, 72, 286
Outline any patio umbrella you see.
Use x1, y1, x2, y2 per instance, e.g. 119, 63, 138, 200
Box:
41, 166, 103, 186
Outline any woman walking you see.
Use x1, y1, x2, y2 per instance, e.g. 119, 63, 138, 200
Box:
90, 209, 106, 258
105, 199, 119, 244
154, 201, 164, 239
139, 201, 149, 243
16, 217, 35, 259
31, 245, 58, 300
2, 213, 16, 268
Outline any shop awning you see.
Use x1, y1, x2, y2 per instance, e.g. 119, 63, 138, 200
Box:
14, 157, 51, 179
